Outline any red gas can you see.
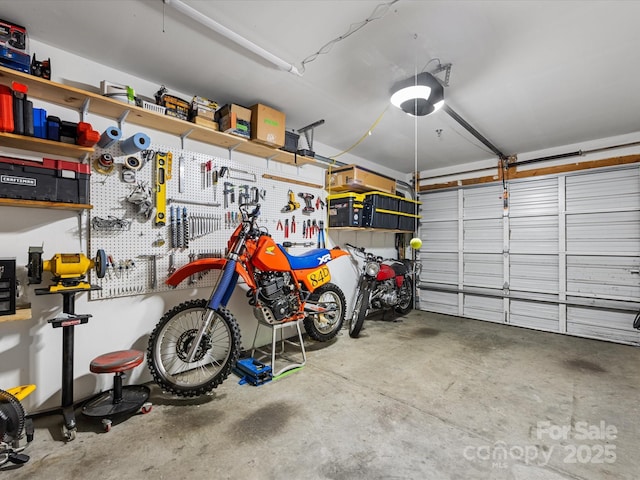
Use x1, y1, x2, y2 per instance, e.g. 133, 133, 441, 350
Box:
0, 84, 14, 132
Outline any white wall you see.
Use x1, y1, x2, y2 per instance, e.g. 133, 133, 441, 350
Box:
0, 40, 407, 411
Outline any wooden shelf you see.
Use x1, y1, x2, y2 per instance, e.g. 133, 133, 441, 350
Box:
0, 132, 94, 159
0, 198, 92, 210
0, 308, 32, 323
329, 226, 412, 233
0, 66, 318, 166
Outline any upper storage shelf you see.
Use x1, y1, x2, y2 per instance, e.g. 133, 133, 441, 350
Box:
0, 66, 316, 166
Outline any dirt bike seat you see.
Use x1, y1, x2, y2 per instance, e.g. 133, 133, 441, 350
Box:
277, 245, 331, 269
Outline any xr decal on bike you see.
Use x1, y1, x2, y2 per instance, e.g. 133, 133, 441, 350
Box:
317, 253, 332, 264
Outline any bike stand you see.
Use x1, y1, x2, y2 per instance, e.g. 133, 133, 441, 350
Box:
250, 319, 306, 377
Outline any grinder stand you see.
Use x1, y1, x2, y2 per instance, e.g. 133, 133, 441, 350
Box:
31, 286, 100, 441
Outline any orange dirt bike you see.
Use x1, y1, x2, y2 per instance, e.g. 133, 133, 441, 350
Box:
147, 203, 349, 397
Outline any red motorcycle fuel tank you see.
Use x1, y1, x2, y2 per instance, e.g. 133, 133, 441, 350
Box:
376, 264, 396, 282
251, 235, 293, 272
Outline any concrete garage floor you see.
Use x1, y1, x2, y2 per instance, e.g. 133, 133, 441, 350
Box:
6, 310, 640, 480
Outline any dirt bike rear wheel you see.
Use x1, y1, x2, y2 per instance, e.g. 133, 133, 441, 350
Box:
395, 276, 414, 315
304, 283, 346, 342
147, 300, 241, 397
349, 284, 370, 338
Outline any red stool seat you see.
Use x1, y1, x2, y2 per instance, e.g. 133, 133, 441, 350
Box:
90, 349, 144, 374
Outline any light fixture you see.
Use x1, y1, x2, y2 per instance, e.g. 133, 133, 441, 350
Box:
390, 71, 444, 117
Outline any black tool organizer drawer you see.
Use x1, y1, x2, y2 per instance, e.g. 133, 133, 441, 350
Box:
0, 258, 16, 316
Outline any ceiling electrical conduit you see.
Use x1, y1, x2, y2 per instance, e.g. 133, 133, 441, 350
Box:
164, 0, 302, 76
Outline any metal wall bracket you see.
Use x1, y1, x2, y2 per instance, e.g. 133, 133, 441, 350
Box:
117, 110, 130, 131
80, 98, 90, 123
180, 129, 193, 150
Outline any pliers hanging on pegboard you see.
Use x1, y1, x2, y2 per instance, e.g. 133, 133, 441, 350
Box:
284, 218, 289, 238
277, 219, 283, 233
291, 216, 296, 235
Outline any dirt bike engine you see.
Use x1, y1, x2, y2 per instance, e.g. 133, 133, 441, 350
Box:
253, 272, 300, 324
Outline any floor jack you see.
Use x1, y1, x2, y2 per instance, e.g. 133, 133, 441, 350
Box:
0, 385, 35, 467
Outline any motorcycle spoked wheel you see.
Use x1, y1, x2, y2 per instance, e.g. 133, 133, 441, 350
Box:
147, 299, 241, 397
349, 284, 371, 338
304, 283, 346, 342
394, 276, 414, 315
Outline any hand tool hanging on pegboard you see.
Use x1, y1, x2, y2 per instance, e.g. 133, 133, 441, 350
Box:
317, 220, 325, 248
284, 218, 289, 239
182, 207, 189, 249
154, 151, 172, 226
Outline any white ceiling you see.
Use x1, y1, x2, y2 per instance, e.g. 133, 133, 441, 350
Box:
3, 0, 640, 173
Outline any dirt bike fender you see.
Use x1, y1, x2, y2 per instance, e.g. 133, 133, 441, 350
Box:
330, 247, 350, 260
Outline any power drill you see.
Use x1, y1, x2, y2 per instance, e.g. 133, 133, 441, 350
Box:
299, 192, 315, 214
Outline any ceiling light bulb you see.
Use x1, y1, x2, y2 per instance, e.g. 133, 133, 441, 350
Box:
390, 85, 432, 109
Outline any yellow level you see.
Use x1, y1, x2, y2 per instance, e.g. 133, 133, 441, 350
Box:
155, 151, 172, 226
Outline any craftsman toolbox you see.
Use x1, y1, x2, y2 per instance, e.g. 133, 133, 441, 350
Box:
325, 164, 396, 195
0, 258, 16, 316
327, 192, 365, 227
0, 156, 90, 204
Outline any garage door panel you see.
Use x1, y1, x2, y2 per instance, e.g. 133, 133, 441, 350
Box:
567, 306, 640, 345
421, 190, 458, 221
463, 185, 503, 219
420, 252, 458, 284
463, 218, 503, 253
510, 254, 559, 293
566, 211, 640, 254
422, 220, 458, 252
567, 255, 640, 298
464, 253, 503, 288
566, 168, 640, 212
463, 295, 503, 323
510, 300, 559, 331
421, 290, 459, 316
510, 216, 559, 254
509, 178, 558, 217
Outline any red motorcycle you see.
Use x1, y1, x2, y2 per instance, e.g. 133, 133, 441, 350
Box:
345, 243, 417, 338
147, 204, 349, 397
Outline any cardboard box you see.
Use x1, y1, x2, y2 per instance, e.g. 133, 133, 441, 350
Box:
326, 164, 396, 195
191, 105, 215, 121
216, 104, 251, 138
250, 104, 285, 148
193, 116, 219, 131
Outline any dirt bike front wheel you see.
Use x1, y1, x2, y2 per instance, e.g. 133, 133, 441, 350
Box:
304, 283, 346, 342
147, 299, 241, 397
349, 284, 370, 338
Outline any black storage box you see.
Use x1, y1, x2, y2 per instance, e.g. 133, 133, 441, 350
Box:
0, 156, 90, 204
282, 130, 300, 153
397, 213, 420, 232
362, 203, 398, 229
363, 191, 399, 212
0, 258, 16, 316
328, 192, 364, 227
398, 197, 421, 215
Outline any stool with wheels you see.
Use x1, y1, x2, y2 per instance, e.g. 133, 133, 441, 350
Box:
81, 349, 151, 432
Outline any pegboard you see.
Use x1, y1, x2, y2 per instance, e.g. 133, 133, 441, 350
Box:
88, 138, 328, 300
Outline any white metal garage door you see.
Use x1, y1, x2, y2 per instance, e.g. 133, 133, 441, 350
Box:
418, 165, 640, 345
